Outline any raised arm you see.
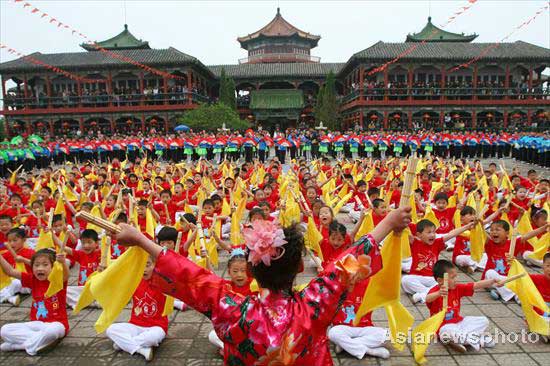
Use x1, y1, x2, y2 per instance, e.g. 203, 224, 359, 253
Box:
520, 223, 549, 243
442, 221, 475, 243
0, 255, 22, 280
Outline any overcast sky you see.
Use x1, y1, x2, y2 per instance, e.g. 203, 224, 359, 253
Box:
1, 0, 549, 67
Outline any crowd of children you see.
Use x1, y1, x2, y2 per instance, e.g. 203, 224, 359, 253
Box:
0, 152, 548, 364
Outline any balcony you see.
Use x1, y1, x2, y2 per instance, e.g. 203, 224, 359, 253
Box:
1, 92, 211, 115
239, 53, 320, 64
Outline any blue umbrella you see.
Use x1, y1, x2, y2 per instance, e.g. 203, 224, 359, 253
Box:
174, 125, 190, 132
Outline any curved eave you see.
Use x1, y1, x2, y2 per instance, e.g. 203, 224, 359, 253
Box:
238, 33, 320, 50
80, 42, 151, 51
406, 34, 478, 43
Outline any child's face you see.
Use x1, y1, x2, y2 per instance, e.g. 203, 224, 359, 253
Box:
174, 185, 183, 195
159, 240, 175, 250
319, 207, 333, 226
160, 193, 171, 204
435, 199, 448, 211
22, 186, 31, 195
461, 213, 476, 225
0, 219, 11, 233
52, 220, 65, 234
543, 259, 550, 279
137, 205, 147, 217
264, 186, 273, 197
81, 238, 99, 254
516, 188, 527, 200
185, 181, 194, 190
225, 179, 234, 189
228, 259, 248, 287
261, 205, 270, 217
143, 182, 151, 190
374, 203, 388, 216
7, 233, 25, 251
532, 213, 548, 228
213, 200, 222, 210
437, 267, 458, 290
33, 255, 53, 281
10, 197, 22, 208
489, 224, 508, 244
106, 197, 115, 207
329, 232, 346, 249
306, 188, 317, 201
203, 204, 214, 216
418, 226, 437, 245
312, 203, 322, 216
143, 257, 155, 280
443, 181, 451, 191
358, 185, 367, 193
255, 190, 265, 201
193, 174, 202, 184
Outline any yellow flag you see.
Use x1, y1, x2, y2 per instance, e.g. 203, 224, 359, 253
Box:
423, 206, 440, 228
86, 206, 104, 233
73, 271, 98, 314
162, 295, 175, 317
385, 300, 414, 351
35, 230, 55, 251
0, 266, 12, 290
452, 208, 462, 229
470, 221, 486, 262
145, 208, 156, 239
337, 183, 349, 199
90, 247, 149, 333
448, 195, 457, 208
221, 198, 231, 216
429, 182, 444, 201
332, 191, 353, 214
501, 173, 514, 191
506, 260, 550, 335
230, 198, 246, 246
207, 237, 219, 268
63, 185, 78, 202
516, 212, 537, 247
528, 232, 550, 261
281, 197, 301, 226
411, 310, 446, 365
304, 217, 324, 261
355, 211, 374, 241
54, 194, 65, 216
45, 261, 64, 298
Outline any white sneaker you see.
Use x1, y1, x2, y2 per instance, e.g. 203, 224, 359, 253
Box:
412, 293, 425, 304
8, 295, 20, 306
365, 346, 390, 359
480, 336, 495, 349
0, 342, 16, 352
138, 347, 153, 362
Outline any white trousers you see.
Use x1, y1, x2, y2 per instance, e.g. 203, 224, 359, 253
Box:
66, 285, 83, 309
455, 253, 488, 271
0, 278, 29, 303
346, 206, 361, 222
439, 316, 489, 349
485, 270, 516, 301
328, 325, 387, 359
1, 321, 65, 356
401, 257, 412, 273
106, 322, 166, 355
208, 329, 224, 349
522, 251, 543, 267
401, 274, 437, 302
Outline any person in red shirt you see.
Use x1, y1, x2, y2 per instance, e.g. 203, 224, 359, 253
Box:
347, 180, 368, 223
0, 194, 31, 227
328, 278, 390, 359
0, 248, 69, 356
432, 192, 461, 250
152, 190, 177, 226
106, 256, 168, 362
63, 229, 101, 309
371, 199, 388, 226
0, 215, 13, 254
135, 180, 154, 201
402, 219, 474, 304
25, 200, 48, 238
319, 221, 361, 269
508, 186, 530, 225
529, 253, 550, 322
0, 228, 34, 305
39, 187, 56, 212
426, 260, 498, 352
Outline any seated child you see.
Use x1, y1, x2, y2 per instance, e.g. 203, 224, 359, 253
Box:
402, 219, 474, 303
426, 260, 498, 352
0, 249, 69, 355
106, 256, 168, 362
328, 278, 390, 359
0, 228, 34, 305
529, 253, 550, 342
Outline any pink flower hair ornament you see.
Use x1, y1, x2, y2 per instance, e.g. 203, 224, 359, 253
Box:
243, 220, 287, 266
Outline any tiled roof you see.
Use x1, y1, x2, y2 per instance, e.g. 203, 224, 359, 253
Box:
352, 41, 550, 61
81, 24, 150, 51
406, 17, 477, 43
0, 47, 204, 73
209, 62, 344, 79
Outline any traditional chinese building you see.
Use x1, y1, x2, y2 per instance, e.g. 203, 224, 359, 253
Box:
1, 11, 549, 135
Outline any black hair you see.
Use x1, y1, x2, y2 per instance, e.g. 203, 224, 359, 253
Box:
7, 227, 26, 239
249, 207, 267, 221
367, 187, 380, 197
527, 169, 536, 175
416, 219, 436, 233
460, 206, 476, 217
31, 200, 44, 207
249, 224, 305, 292
160, 189, 172, 197
228, 253, 247, 269
81, 201, 94, 210
434, 192, 449, 203
157, 226, 178, 244
121, 188, 132, 195
491, 220, 510, 232
530, 205, 548, 220
41, 186, 52, 194
115, 212, 128, 223
182, 213, 197, 225
543, 252, 550, 263
433, 259, 455, 279
138, 199, 149, 207
210, 194, 222, 202
0, 214, 12, 222
52, 214, 64, 224
539, 178, 549, 184
10, 193, 22, 201
202, 199, 214, 208
328, 221, 347, 237
81, 229, 99, 241
31, 248, 56, 268
356, 180, 367, 188
372, 198, 385, 209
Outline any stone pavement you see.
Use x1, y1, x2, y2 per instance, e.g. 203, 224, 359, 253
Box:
1, 157, 548, 366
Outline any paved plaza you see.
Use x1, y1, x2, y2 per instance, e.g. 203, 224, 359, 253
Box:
1, 158, 549, 366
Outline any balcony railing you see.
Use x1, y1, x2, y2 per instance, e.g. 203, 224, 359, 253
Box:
2, 92, 211, 112
340, 87, 550, 104
239, 53, 321, 64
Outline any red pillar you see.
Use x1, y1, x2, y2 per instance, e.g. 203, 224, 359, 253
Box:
439, 111, 444, 128
504, 65, 510, 99
77, 80, 82, 107
440, 66, 446, 100
359, 66, 364, 101
110, 118, 115, 134
187, 71, 193, 104
503, 110, 508, 128
163, 76, 168, 105
79, 117, 84, 132
527, 66, 533, 99
408, 111, 413, 129
383, 69, 389, 101
23, 75, 29, 99
359, 110, 364, 129
139, 72, 145, 105
383, 110, 389, 129
142, 114, 146, 133
49, 119, 54, 136
408, 66, 413, 101
472, 66, 478, 100
107, 72, 113, 106
527, 110, 532, 125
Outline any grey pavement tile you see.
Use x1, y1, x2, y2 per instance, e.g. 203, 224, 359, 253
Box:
339, 356, 380, 365
452, 354, 498, 366
529, 352, 550, 365
491, 353, 542, 366
167, 322, 200, 339
477, 303, 516, 318
0, 353, 42, 366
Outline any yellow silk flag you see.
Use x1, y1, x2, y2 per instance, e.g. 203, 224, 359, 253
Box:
506, 260, 550, 335
35, 230, 54, 251
423, 206, 440, 228
162, 295, 175, 317
221, 198, 231, 217
281, 197, 301, 226
337, 183, 349, 199
429, 182, 444, 201
528, 232, 550, 261
73, 271, 98, 314
304, 216, 324, 261
354, 211, 374, 241
0, 266, 12, 290
82, 246, 149, 333
411, 309, 446, 364
501, 173, 514, 192
145, 208, 156, 238
54, 193, 65, 216
516, 212, 537, 247
230, 198, 246, 246
62, 185, 78, 202
86, 206, 104, 233
332, 191, 353, 214
45, 261, 64, 298
469, 221, 486, 262
448, 195, 457, 208
385, 300, 414, 351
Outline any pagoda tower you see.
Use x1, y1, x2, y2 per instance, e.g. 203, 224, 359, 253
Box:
81, 24, 150, 51
237, 8, 321, 64
406, 16, 478, 42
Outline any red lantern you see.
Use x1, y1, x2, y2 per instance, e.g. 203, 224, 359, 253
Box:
90, 121, 97, 126
423, 113, 430, 120
538, 112, 546, 118
452, 113, 460, 119
486, 113, 494, 119
370, 114, 378, 120
13, 123, 20, 129
511, 113, 521, 119
37, 122, 44, 128
393, 114, 401, 119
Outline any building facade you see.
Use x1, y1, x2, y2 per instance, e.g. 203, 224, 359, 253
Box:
1, 10, 549, 135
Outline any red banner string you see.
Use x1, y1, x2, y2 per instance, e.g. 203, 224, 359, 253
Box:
11, 0, 185, 81
0, 42, 96, 83
367, 0, 478, 76
449, 2, 549, 72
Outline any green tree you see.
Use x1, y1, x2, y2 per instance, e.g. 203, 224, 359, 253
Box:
314, 71, 340, 130
0, 117, 6, 141
219, 68, 237, 110
179, 103, 248, 131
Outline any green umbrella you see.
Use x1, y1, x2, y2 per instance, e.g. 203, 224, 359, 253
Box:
28, 134, 43, 144
10, 136, 23, 145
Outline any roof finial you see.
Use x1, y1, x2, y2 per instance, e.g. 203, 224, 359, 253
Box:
124, 24, 128, 30
428, 16, 432, 23
277, 7, 280, 15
